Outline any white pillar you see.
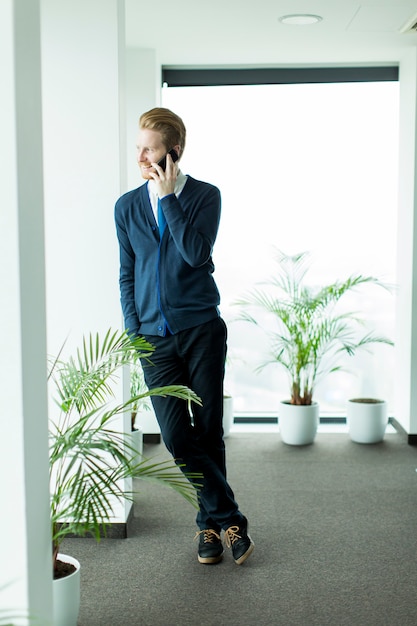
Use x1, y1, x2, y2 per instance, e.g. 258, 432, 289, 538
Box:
395, 50, 417, 440
126, 47, 160, 190
42, 0, 126, 349
0, 0, 52, 623
41, 0, 130, 521
125, 47, 162, 436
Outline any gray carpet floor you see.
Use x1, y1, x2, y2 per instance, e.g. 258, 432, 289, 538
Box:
63, 430, 417, 626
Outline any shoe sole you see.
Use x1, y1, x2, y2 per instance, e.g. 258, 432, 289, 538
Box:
198, 552, 224, 564
234, 540, 255, 565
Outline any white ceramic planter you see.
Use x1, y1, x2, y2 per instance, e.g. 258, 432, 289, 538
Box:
347, 398, 388, 443
53, 553, 81, 626
279, 401, 319, 445
223, 396, 234, 438
131, 426, 143, 459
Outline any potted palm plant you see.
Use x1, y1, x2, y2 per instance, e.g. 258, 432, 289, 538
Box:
129, 354, 151, 458
49, 328, 202, 626
235, 250, 393, 445
222, 354, 236, 438
130, 355, 149, 429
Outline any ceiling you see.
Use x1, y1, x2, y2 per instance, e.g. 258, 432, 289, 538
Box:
125, 0, 417, 67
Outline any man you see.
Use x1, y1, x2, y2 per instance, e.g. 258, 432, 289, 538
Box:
114, 107, 254, 565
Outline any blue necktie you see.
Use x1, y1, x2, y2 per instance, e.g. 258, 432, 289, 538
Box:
158, 199, 166, 236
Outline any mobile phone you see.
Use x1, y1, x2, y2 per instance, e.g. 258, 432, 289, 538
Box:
157, 148, 179, 171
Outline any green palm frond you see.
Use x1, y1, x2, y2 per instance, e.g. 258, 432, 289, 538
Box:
235, 250, 394, 405
49, 328, 202, 575
50, 330, 155, 414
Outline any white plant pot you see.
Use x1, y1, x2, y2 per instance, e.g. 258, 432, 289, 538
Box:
131, 426, 143, 459
279, 401, 319, 446
347, 398, 388, 444
53, 554, 81, 626
223, 396, 234, 438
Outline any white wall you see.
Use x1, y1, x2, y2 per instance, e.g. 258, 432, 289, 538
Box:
126, 48, 160, 191
41, 0, 129, 520
42, 0, 124, 352
395, 49, 417, 435
0, 0, 52, 623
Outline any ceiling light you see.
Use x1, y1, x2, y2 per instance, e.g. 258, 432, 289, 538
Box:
279, 14, 323, 26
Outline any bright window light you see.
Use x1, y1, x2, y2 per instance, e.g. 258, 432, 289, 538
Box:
162, 81, 399, 416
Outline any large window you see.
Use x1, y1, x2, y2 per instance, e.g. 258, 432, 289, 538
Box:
162, 73, 399, 417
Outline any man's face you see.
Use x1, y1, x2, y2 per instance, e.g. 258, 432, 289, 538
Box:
136, 128, 166, 180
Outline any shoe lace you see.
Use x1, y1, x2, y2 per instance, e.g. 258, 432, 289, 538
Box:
194, 529, 221, 544
224, 525, 241, 548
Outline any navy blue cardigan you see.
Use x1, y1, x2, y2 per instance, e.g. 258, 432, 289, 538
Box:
114, 176, 221, 337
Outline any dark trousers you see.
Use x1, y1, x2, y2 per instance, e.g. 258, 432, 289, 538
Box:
141, 317, 243, 531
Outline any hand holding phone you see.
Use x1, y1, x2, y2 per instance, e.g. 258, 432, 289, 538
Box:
157, 148, 179, 172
